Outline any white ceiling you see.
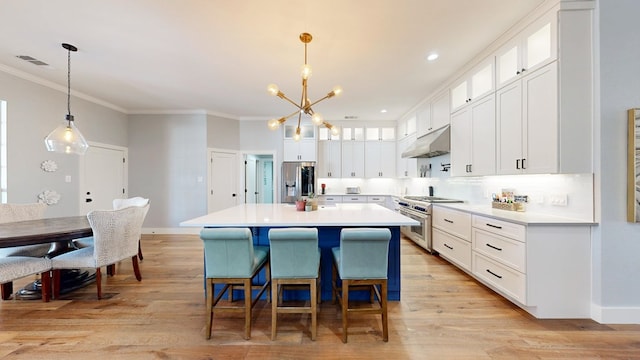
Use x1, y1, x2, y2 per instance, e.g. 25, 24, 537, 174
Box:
0, 0, 545, 122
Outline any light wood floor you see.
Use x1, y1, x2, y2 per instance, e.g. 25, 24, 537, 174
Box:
1, 234, 639, 359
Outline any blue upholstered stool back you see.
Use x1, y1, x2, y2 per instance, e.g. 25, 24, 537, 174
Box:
336, 228, 391, 279
201, 228, 266, 278
268, 228, 319, 279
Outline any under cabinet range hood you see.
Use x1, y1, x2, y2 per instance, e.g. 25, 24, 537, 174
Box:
401, 125, 450, 158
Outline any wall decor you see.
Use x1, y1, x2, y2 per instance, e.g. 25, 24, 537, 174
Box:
40, 160, 58, 172
628, 108, 640, 222
37, 190, 61, 205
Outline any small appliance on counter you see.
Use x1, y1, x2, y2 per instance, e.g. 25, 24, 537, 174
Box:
345, 186, 361, 194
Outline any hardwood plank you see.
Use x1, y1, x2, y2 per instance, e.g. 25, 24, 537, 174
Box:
0, 234, 639, 359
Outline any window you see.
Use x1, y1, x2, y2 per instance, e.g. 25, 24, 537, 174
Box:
1, 100, 6, 203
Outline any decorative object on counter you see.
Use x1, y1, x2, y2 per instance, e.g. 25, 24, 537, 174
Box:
491, 189, 527, 212
627, 108, 640, 222
37, 190, 61, 205
321, 183, 326, 195
307, 192, 318, 211
266, 32, 341, 140
40, 160, 58, 172
295, 199, 306, 211
440, 163, 450, 172
44, 43, 89, 155
419, 163, 432, 177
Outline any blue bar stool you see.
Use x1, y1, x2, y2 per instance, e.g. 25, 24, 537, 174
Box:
332, 228, 391, 343
268, 228, 320, 341
200, 228, 270, 340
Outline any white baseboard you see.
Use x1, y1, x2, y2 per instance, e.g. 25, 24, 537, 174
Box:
141, 227, 200, 235
591, 304, 640, 324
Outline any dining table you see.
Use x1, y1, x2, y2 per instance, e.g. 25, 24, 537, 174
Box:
0, 216, 93, 299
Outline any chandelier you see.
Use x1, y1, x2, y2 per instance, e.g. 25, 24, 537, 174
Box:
267, 33, 342, 140
44, 43, 89, 155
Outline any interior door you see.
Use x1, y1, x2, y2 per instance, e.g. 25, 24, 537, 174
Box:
209, 150, 238, 212
245, 157, 257, 203
79, 144, 127, 214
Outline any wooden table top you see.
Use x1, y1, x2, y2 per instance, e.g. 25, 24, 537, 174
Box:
0, 216, 92, 248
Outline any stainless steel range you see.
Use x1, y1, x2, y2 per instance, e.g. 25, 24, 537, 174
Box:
398, 195, 462, 253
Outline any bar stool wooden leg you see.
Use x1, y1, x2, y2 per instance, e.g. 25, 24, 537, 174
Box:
271, 279, 279, 340
205, 279, 214, 339
243, 278, 252, 340
341, 279, 349, 343
381, 280, 388, 342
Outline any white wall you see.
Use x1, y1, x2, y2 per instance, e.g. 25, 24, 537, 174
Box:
128, 114, 208, 229
207, 114, 239, 150
592, 0, 640, 322
0, 70, 127, 217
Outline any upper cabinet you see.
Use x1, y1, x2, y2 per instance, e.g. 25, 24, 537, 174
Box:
318, 140, 341, 178
365, 127, 396, 178
451, 94, 496, 177
283, 124, 316, 161
496, 12, 557, 89
342, 126, 364, 141
416, 90, 451, 138
366, 127, 396, 141
397, 116, 416, 139
450, 59, 495, 113
318, 127, 341, 141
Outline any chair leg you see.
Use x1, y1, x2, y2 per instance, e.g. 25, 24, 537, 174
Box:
381, 280, 388, 342
243, 278, 252, 340
271, 279, 279, 341
107, 264, 115, 276
137, 240, 144, 261
311, 278, 317, 341
331, 262, 337, 304
205, 279, 214, 339
40, 271, 51, 302
132, 256, 142, 281
341, 279, 349, 343
96, 268, 102, 300
1, 282, 13, 300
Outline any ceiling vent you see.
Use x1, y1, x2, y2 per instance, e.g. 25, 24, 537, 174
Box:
16, 55, 49, 66
344, 115, 358, 120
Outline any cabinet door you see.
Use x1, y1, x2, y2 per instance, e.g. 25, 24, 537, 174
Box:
416, 103, 430, 137
379, 141, 396, 177
342, 141, 365, 177
496, 80, 524, 175
522, 62, 557, 174
469, 94, 496, 176
430, 90, 450, 131
364, 142, 395, 178
283, 141, 300, 162
396, 135, 417, 178
318, 141, 341, 177
450, 80, 469, 113
450, 108, 472, 177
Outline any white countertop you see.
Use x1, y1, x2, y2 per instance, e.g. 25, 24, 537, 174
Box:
433, 203, 597, 226
180, 203, 419, 227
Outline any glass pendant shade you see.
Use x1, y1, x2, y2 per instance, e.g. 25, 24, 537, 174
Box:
44, 115, 89, 155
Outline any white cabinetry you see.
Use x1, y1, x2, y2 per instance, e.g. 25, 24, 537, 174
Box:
318, 195, 342, 204
416, 103, 430, 138
342, 195, 366, 203
341, 141, 365, 178
396, 134, 417, 178
365, 141, 396, 178
432, 206, 472, 271
469, 214, 590, 318
318, 140, 341, 178
450, 59, 495, 113
430, 90, 450, 133
397, 116, 416, 139
496, 62, 557, 174
450, 94, 496, 177
496, 12, 557, 89
283, 124, 316, 161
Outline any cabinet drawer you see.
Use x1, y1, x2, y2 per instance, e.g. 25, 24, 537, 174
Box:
432, 206, 472, 241
319, 195, 342, 204
342, 196, 366, 203
366, 196, 386, 203
472, 228, 525, 272
472, 252, 526, 304
433, 228, 471, 271
472, 215, 525, 241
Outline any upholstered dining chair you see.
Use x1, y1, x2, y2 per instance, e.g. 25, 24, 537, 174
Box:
268, 227, 320, 341
331, 228, 391, 343
74, 197, 149, 261
51, 204, 149, 299
0, 257, 52, 302
0, 203, 50, 300
200, 228, 270, 340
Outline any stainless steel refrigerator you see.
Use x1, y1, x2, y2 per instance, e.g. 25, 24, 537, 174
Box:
281, 162, 316, 203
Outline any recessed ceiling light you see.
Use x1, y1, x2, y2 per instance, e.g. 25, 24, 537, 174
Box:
427, 53, 439, 61
381, 109, 387, 113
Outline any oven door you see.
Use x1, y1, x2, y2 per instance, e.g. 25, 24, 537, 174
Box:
399, 208, 429, 249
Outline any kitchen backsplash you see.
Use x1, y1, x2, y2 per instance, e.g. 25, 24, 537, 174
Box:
318, 155, 594, 221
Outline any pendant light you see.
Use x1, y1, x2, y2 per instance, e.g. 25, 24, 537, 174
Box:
44, 43, 89, 155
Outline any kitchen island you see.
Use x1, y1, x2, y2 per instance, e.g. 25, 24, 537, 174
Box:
180, 203, 418, 300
